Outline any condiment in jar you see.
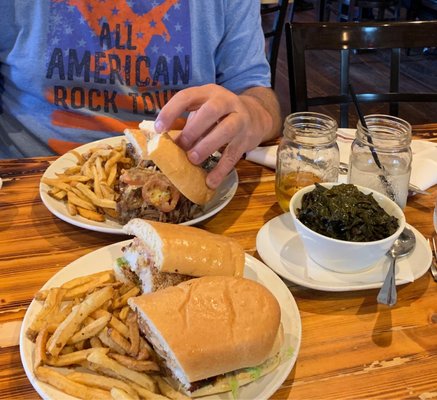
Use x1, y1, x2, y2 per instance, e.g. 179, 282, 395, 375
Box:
348, 114, 412, 209
275, 112, 339, 212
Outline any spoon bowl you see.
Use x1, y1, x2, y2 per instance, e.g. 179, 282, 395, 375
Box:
377, 227, 416, 306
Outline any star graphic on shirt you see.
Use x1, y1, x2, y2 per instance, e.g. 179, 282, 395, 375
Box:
151, 45, 159, 53
67, 6, 75, 12
77, 39, 87, 47
163, 13, 170, 21
79, 16, 86, 24
65, 26, 74, 35
150, 20, 156, 28
137, 31, 144, 39
174, 23, 182, 31
174, 2, 181, 10
152, 1, 159, 7
111, 6, 119, 15
124, 19, 132, 27
87, 3, 93, 12
51, 36, 60, 45
175, 44, 183, 53
51, 14, 63, 25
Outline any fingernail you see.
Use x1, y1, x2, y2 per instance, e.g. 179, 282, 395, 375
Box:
154, 119, 165, 133
188, 151, 199, 163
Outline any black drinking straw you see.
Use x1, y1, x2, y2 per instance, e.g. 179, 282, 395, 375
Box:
348, 84, 396, 201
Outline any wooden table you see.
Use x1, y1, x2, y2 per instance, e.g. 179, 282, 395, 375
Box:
1, 127, 437, 400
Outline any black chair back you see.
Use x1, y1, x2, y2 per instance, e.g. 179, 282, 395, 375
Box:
286, 20, 437, 127
262, 0, 292, 88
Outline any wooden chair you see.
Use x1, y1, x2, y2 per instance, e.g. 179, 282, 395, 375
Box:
286, 20, 437, 127
324, 0, 402, 22
261, 0, 293, 89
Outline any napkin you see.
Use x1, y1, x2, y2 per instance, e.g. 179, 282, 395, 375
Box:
245, 129, 437, 191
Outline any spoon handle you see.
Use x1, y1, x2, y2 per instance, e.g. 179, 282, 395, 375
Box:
377, 256, 397, 306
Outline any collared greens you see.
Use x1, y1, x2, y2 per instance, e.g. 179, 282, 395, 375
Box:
297, 183, 399, 242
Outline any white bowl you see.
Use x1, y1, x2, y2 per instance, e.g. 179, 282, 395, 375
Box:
289, 183, 406, 273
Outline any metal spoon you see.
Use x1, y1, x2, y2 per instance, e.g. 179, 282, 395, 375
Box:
377, 227, 416, 306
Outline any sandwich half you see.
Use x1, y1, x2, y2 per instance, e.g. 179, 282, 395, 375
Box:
115, 219, 245, 293
128, 276, 283, 397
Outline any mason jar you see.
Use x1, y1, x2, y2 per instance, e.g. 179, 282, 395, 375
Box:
348, 114, 412, 209
275, 112, 339, 212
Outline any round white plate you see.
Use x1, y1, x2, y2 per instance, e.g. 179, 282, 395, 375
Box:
20, 241, 301, 400
256, 213, 432, 292
40, 136, 238, 234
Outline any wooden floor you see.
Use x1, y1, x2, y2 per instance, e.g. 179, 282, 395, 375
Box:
272, 6, 437, 127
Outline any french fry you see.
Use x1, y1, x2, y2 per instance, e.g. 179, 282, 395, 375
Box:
41, 177, 72, 192
34, 328, 49, 370
119, 306, 130, 321
92, 309, 129, 338
69, 150, 85, 165
46, 347, 109, 367
87, 351, 156, 392
77, 206, 106, 222
113, 287, 140, 309
105, 152, 122, 174
48, 188, 67, 200
126, 312, 140, 357
155, 377, 191, 400
46, 286, 114, 357
64, 165, 82, 175
67, 201, 78, 216
137, 337, 154, 361
68, 314, 111, 344
63, 271, 115, 300
76, 182, 117, 209
98, 328, 127, 355
109, 353, 160, 373
129, 383, 169, 400
68, 371, 139, 399
106, 163, 118, 187
35, 366, 112, 400
90, 336, 103, 348
111, 387, 138, 400
61, 270, 114, 290
68, 191, 97, 211
27, 287, 66, 340
108, 328, 131, 354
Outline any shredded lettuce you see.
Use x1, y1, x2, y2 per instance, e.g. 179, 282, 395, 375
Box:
227, 374, 239, 400
246, 366, 262, 380
116, 257, 128, 269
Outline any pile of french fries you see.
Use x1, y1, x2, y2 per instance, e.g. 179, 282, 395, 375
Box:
42, 141, 133, 222
27, 270, 189, 400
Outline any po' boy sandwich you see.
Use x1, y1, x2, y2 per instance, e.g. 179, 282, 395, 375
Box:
116, 121, 216, 224
115, 219, 245, 293
128, 276, 284, 398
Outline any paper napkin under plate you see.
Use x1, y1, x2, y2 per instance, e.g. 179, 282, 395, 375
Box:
246, 128, 437, 191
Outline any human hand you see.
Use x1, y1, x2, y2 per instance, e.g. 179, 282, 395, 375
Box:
154, 84, 279, 189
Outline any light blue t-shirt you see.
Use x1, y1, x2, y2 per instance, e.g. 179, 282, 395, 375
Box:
0, 0, 270, 158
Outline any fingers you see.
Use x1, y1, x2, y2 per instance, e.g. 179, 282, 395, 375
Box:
155, 85, 223, 133
205, 141, 245, 189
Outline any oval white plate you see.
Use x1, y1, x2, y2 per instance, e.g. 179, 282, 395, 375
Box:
20, 242, 301, 400
40, 136, 238, 234
256, 213, 432, 292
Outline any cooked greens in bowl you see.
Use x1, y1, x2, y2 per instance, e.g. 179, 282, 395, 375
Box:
289, 183, 406, 273
297, 183, 399, 242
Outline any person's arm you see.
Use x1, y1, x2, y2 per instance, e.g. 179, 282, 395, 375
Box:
154, 84, 281, 189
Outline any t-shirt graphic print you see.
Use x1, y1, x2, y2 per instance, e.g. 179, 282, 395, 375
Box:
44, 0, 191, 152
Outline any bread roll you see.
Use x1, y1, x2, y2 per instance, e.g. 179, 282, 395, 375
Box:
123, 219, 245, 278
128, 276, 282, 387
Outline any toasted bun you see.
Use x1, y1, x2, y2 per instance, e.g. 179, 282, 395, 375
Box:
123, 128, 150, 160
147, 132, 215, 205
128, 276, 282, 386
123, 219, 245, 278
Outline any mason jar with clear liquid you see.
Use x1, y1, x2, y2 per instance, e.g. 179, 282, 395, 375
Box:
348, 114, 412, 209
275, 112, 340, 212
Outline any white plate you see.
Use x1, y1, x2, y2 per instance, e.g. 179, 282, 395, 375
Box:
40, 136, 238, 234
20, 242, 301, 400
256, 213, 432, 292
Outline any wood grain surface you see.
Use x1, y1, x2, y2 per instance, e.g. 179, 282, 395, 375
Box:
1, 134, 437, 400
